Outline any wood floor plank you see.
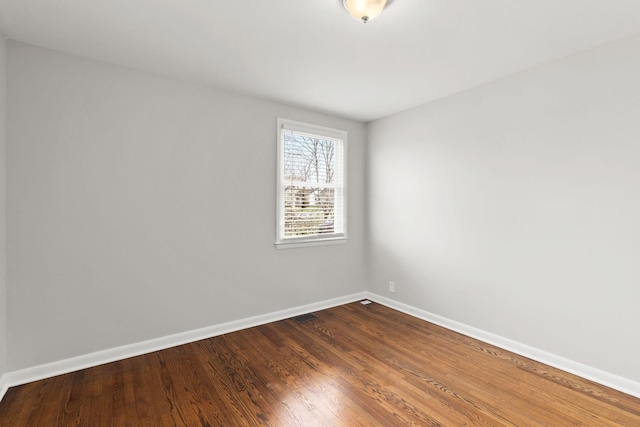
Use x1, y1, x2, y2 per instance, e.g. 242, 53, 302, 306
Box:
326, 310, 568, 424
1, 302, 639, 426
239, 324, 379, 427
345, 302, 640, 425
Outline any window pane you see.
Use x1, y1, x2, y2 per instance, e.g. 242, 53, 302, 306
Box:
284, 186, 335, 237
284, 133, 335, 185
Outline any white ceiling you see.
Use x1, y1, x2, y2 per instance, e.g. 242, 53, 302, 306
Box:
1, 0, 640, 122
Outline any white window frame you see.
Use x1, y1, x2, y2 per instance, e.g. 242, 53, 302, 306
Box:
276, 118, 347, 249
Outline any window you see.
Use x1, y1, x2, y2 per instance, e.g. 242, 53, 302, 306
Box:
276, 118, 347, 248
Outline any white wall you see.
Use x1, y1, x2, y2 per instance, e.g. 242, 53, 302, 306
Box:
368, 34, 640, 382
6, 42, 367, 371
6, 31, 640, 388
0, 35, 7, 379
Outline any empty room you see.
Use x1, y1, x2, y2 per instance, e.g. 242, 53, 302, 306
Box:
0, 0, 639, 425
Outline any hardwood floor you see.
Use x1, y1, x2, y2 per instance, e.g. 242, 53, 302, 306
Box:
1, 302, 639, 426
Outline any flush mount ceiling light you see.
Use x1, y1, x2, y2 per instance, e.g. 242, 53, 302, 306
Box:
343, 0, 390, 23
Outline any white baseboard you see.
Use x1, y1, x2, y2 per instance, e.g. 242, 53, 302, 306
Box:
0, 374, 9, 402
0, 292, 367, 399
366, 292, 640, 399
3, 291, 638, 403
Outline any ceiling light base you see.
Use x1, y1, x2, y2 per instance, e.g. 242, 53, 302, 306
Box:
343, 0, 391, 24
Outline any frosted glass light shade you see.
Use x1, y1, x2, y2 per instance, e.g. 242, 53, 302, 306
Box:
343, 0, 388, 23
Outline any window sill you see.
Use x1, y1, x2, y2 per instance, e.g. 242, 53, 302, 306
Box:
275, 237, 347, 250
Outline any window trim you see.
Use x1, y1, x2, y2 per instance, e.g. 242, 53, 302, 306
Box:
275, 118, 348, 249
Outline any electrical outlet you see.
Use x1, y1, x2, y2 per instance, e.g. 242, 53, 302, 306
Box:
388, 281, 395, 293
